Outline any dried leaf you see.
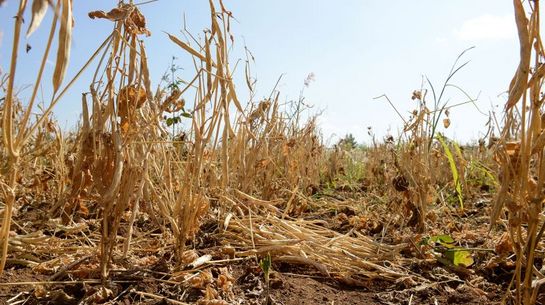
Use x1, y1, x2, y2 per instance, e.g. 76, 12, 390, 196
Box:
27, 0, 48, 37
411, 90, 422, 100
88, 10, 108, 19
203, 285, 219, 301
161, 89, 183, 112
495, 232, 513, 256
52, 0, 73, 93
117, 85, 147, 134
443, 118, 451, 129
189, 270, 213, 289
181, 250, 199, 266
126, 6, 150, 36
89, 5, 150, 36
88, 7, 130, 21
505, 141, 521, 157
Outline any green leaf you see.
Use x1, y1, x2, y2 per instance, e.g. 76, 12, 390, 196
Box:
167, 83, 179, 90
436, 133, 464, 209
181, 112, 193, 118
429, 234, 455, 245
166, 116, 183, 126
444, 248, 474, 267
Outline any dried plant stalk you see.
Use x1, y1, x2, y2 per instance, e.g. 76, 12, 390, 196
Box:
52, 0, 72, 93
492, 1, 545, 304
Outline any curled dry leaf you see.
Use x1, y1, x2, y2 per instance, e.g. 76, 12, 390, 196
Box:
52, 0, 73, 93
117, 85, 147, 133
33, 285, 47, 299
89, 4, 150, 36
203, 285, 219, 300
88, 7, 131, 21
125, 6, 150, 36
27, 0, 48, 37
505, 141, 521, 158
443, 118, 450, 129
495, 232, 513, 256
161, 89, 184, 113
189, 270, 213, 289
411, 90, 422, 101
180, 249, 199, 266
217, 267, 234, 293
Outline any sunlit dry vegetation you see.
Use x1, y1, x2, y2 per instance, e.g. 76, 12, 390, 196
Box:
1, 0, 545, 304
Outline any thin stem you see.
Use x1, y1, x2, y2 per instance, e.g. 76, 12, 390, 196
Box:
2, 0, 28, 158
0, 0, 28, 275
0, 158, 18, 273
16, 0, 61, 148
373, 94, 407, 125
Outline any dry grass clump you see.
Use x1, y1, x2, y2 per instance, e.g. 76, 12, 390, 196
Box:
229, 98, 323, 206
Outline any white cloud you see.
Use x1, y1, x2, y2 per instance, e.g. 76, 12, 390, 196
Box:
454, 15, 516, 41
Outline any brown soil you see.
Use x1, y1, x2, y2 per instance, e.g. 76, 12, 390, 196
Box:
0, 262, 504, 305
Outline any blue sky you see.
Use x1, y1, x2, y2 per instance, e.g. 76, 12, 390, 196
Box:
0, 1, 520, 144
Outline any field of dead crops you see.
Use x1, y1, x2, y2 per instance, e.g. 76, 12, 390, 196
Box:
1, 1, 545, 304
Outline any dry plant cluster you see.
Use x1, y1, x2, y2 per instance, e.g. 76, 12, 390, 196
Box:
0, 0, 545, 304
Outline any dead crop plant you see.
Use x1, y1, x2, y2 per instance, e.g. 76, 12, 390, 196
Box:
491, 1, 545, 304
1, 0, 110, 274
51, 3, 156, 282
165, 0, 246, 262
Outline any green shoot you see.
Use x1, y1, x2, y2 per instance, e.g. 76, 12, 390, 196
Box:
436, 133, 463, 210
